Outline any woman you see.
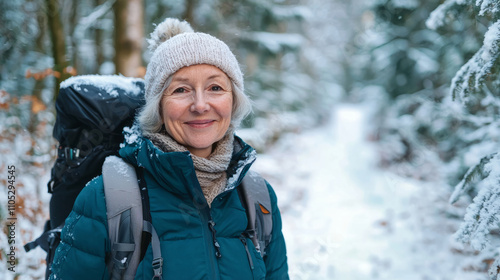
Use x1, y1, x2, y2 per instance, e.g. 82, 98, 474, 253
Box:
49, 18, 289, 279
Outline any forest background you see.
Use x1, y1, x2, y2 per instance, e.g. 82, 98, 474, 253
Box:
2, 0, 500, 279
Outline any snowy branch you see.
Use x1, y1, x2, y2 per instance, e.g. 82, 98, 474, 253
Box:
427, 0, 500, 104
450, 19, 500, 104
427, 0, 500, 30
450, 153, 496, 204
72, 0, 115, 42
241, 32, 304, 54
454, 153, 500, 251
476, 0, 500, 16
426, 0, 468, 30
271, 5, 312, 21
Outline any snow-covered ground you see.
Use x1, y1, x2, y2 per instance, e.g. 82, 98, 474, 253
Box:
252, 103, 488, 280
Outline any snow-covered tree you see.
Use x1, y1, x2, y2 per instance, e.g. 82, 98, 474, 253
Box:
363, 0, 461, 179
361, 0, 455, 99
366, 0, 498, 186
426, 0, 500, 278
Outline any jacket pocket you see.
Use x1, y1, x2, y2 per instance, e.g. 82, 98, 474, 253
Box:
240, 236, 266, 280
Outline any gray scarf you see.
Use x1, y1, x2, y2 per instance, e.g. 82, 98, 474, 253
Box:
144, 129, 234, 207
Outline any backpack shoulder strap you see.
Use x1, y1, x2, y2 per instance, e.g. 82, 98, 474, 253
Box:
102, 156, 144, 280
239, 170, 273, 257
102, 156, 164, 280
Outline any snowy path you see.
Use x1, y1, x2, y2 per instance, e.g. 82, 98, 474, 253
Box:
252, 104, 472, 280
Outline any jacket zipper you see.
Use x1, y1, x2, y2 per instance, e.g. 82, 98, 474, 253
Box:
185, 153, 231, 280
208, 220, 222, 258
198, 208, 220, 280
240, 235, 254, 270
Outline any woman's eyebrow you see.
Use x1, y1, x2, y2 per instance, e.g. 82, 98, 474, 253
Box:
207, 74, 224, 80
171, 77, 190, 82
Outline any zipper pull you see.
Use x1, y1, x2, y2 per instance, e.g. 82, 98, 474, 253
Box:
240, 235, 254, 269
208, 220, 222, 258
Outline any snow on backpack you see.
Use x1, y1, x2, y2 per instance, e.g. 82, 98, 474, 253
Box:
24, 74, 273, 280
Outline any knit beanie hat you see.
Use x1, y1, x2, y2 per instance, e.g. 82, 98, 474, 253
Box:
144, 18, 244, 100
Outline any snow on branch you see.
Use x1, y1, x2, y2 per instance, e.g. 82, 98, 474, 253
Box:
73, 0, 115, 42
271, 5, 312, 21
476, 0, 500, 16
392, 0, 419, 9
450, 153, 496, 204
450, 19, 500, 104
242, 32, 304, 54
482, 20, 500, 62
427, 1, 500, 104
426, 0, 500, 29
426, 0, 468, 30
453, 153, 500, 251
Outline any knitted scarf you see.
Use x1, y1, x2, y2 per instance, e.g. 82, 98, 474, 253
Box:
144, 129, 234, 207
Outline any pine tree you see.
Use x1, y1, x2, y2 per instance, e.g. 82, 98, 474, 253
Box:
428, 0, 500, 278
364, 0, 468, 180
364, 0, 456, 99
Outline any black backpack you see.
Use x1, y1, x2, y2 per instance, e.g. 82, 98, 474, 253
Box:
48, 75, 146, 228
25, 75, 145, 278
24, 75, 272, 280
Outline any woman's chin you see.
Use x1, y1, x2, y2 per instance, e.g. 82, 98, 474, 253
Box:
184, 135, 224, 156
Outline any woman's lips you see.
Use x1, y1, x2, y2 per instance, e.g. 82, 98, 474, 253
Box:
185, 119, 215, 128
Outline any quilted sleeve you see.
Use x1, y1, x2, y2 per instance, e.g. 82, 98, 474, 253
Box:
264, 182, 289, 280
49, 176, 110, 280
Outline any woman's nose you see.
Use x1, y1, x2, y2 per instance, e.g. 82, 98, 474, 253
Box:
190, 91, 210, 113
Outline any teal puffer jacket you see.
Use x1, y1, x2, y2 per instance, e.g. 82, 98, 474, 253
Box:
49, 135, 289, 280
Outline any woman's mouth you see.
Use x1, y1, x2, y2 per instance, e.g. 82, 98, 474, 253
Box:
185, 119, 215, 128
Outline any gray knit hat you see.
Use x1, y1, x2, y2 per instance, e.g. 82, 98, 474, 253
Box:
144, 18, 244, 99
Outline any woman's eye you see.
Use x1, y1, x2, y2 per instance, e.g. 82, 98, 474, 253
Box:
211, 85, 222, 91
173, 87, 186, 93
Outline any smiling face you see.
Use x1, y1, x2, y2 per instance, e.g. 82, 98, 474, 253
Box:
160, 64, 233, 158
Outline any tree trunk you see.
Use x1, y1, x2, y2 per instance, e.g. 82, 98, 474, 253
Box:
34, 6, 47, 103
45, 0, 68, 102
29, 3, 47, 135
113, 0, 144, 77
184, 0, 197, 27
95, 0, 105, 73
70, 0, 80, 74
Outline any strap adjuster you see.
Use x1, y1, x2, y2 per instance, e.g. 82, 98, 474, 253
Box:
152, 257, 163, 280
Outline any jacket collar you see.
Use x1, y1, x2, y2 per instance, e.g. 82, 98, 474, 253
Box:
118, 128, 256, 196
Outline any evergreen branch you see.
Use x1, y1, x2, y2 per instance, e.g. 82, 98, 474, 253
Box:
426, 0, 467, 30
454, 181, 500, 250
427, 0, 499, 31
450, 19, 500, 104
454, 153, 500, 251
449, 153, 496, 204
476, 0, 500, 17
450, 48, 484, 103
